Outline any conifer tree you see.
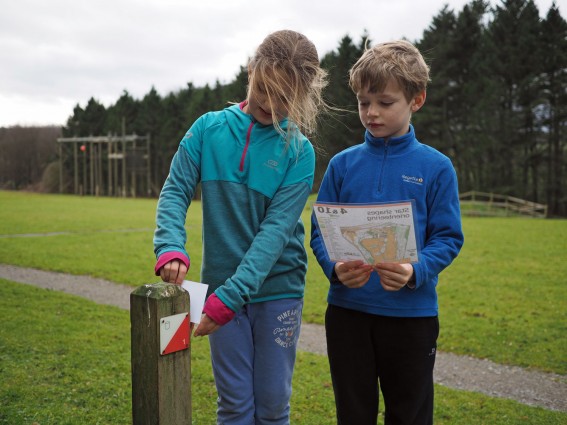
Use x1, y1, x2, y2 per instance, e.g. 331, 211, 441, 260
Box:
540, 2, 567, 215
484, 0, 543, 195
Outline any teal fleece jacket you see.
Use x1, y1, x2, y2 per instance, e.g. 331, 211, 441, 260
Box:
154, 102, 315, 313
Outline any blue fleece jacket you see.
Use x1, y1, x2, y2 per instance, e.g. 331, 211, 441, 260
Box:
310, 125, 464, 317
154, 103, 315, 313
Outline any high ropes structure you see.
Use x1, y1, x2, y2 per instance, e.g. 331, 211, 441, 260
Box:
56, 133, 151, 197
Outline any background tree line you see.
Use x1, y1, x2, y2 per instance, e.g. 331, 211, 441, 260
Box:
1, 0, 565, 216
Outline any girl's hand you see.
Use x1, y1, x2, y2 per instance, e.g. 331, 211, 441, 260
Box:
193, 314, 220, 337
160, 259, 188, 285
374, 263, 413, 291
335, 260, 373, 288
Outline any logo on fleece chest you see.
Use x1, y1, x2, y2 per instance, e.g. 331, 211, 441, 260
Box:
402, 174, 424, 185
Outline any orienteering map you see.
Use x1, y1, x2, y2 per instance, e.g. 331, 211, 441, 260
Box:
313, 201, 419, 264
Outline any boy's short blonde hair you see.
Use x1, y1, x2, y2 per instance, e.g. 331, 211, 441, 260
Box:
349, 40, 430, 101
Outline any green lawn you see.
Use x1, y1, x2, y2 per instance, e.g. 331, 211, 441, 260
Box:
0, 190, 566, 423
1, 280, 565, 424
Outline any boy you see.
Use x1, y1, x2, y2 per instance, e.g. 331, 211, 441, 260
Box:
310, 40, 464, 424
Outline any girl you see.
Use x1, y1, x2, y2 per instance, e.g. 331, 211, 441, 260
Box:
153, 30, 328, 425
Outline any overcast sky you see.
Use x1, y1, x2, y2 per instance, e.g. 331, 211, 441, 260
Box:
0, 0, 560, 127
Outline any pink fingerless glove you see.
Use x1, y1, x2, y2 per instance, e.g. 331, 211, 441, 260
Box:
203, 293, 236, 325
154, 252, 190, 276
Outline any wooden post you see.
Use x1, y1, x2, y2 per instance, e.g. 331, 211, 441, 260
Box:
89, 142, 94, 195
130, 283, 191, 425
82, 143, 87, 196
132, 139, 137, 197
58, 142, 63, 194
146, 134, 151, 196
73, 142, 78, 195
107, 136, 113, 196
114, 134, 119, 197
122, 119, 127, 197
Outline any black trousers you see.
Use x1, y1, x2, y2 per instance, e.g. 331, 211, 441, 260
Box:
325, 304, 439, 425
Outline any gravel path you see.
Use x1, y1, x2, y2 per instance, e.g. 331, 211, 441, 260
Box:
1, 263, 565, 412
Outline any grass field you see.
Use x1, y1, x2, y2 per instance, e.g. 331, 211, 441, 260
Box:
1, 190, 566, 423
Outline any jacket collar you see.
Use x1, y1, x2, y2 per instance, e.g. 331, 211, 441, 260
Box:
364, 124, 417, 156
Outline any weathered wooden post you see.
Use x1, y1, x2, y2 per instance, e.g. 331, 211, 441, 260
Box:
130, 283, 191, 424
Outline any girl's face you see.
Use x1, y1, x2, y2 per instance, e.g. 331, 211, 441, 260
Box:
356, 79, 425, 139
245, 74, 289, 126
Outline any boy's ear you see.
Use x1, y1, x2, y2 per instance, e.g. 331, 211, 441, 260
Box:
411, 91, 426, 112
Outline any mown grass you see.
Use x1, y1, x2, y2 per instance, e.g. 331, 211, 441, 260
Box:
438, 217, 567, 373
0, 190, 566, 423
0, 191, 204, 286
2, 191, 565, 373
1, 280, 565, 424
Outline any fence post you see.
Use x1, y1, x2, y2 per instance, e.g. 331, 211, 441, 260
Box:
130, 283, 191, 424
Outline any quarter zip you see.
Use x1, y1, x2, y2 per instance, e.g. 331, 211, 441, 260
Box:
377, 138, 389, 193
239, 120, 254, 172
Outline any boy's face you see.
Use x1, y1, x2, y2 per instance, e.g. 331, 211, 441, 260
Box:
356, 79, 425, 139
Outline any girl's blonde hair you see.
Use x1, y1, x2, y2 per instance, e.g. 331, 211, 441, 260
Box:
247, 30, 328, 144
349, 40, 430, 102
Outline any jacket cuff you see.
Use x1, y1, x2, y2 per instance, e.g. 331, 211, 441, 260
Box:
154, 252, 190, 276
203, 293, 236, 326
406, 266, 417, 289
330, 267, 342, 285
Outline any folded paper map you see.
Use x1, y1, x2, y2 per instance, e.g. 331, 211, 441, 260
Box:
313, 201, 419, 264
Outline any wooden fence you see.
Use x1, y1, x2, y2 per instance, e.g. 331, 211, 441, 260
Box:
459, 191, 548, 218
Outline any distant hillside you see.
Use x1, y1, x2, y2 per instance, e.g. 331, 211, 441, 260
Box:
0, 125, 62, 191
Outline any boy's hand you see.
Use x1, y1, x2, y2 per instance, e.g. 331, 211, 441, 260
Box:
160, 259, 188, 285
193, 314, 220, 337
374, 263, 414, 291
335, 260, 373, 288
